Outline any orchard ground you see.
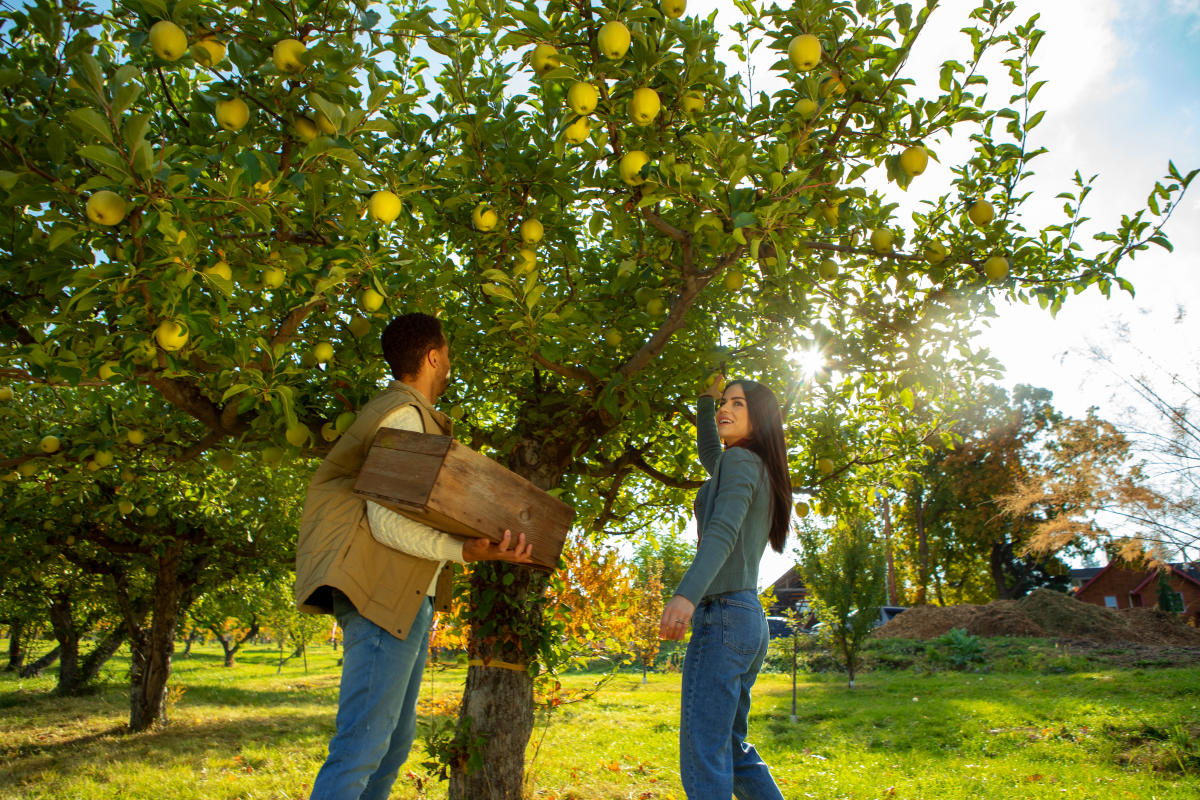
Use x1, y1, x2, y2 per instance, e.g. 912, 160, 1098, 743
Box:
2, 637, 1198, 799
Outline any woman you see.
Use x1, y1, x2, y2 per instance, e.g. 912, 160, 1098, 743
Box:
660, 376, 792, 800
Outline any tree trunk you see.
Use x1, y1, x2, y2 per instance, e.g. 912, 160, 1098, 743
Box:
913, 486, 929, 605
449, 563, 539, 800
6, 618, 25, 671
181, 627, 200, 658
989, 540, 1017, 600
76, 625, 128, 689
48, 594, 81, 695
126, 543, 187, 732
447, 428, 573, 800
880, 494, 899, 606
20, 645, 60, 678
210, 619, 258, 668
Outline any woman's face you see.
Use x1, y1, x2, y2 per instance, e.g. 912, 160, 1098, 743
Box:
716, 383, 753, 445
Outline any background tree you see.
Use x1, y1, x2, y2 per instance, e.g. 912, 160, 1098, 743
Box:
1, 0, 1194, 793
999, 407, 1152, 561
892, 383, 1093, 603
797, 513, 886, 688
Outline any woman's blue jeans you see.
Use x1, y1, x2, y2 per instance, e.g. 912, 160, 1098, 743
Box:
680, 590, 784, 800
309, 593, 433, 800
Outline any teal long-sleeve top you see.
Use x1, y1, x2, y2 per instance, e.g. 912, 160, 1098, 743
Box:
673, 395, 773, 605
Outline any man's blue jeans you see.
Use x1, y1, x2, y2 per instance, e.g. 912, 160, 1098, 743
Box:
310, 593, 433, 800
680, 590, 784, 800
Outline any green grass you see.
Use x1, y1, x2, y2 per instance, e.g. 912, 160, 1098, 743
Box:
2, 639, 1199, 799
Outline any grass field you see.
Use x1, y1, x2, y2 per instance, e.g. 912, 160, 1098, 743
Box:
2, 638, 1198, 799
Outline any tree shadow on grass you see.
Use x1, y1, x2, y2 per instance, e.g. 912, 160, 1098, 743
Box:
1, 707, 335, 791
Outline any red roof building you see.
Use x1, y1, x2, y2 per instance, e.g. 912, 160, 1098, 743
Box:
1075, 562, 1200, 625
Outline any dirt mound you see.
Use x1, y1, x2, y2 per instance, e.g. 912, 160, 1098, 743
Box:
1016, 589, 1135, 642
1119, 607, 1200, 646
875, 588, 1200, 646
874, 602, 1046, 640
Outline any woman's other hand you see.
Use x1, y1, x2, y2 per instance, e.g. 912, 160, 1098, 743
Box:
659, 595, 696, 641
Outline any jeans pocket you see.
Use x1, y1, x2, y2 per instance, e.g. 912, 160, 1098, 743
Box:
720, 599, 765, 656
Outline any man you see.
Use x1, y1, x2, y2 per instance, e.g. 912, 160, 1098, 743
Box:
295, 313, 533, 800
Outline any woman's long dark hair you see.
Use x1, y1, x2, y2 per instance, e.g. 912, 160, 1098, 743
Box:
725, 380, 792, 553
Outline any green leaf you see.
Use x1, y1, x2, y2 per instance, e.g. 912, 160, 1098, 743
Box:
68, 108, 114, 143
77, 145, 128, 176
47, 226, 79, 251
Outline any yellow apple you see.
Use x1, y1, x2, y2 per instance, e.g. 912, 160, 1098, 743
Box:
983, 255, 1009, 280
819, 201, 839, 226
335, 411, 357, 433
794, 501, 810, 518
870, 228, 894, 253
313, 341, 334, 363
149, 20, 188, 61
619, 150, 650, 186
515, 248, 538, 275
321, 422, 340, 442
629, 88, 661, 126
39, 435, 61, 454
203, 260, 232, 281
819, 72, 846, 97
262, 446, 285, 466
563, 116, 590, 144
472, 203, 499, 231
788, 34, 821, 71
567, 82, 599, 116
285, 424, 310, 447
0, 385, 11, 401
273, 38, 307, 74
360, 288, 384, 312
348, 315, 371, 338
93, 450, 115, 468
127, 429, 145, 444
723, 269, 745, 290
86, 190, 127, 226
662, 0, 686, 18
922, 240, 947, 265
899, 145, 928, 177
18, 460, 40, 477
314, 110, 338, 135
604, 329, 622, 347
646, 297, 666, 317
597, 21, 631, 60
520, 218, 544, 244
215, 98, 250, 131
97, 362, 119, 380
680, 91, 704, 113
368, 190, 402, 223
967, 199, 995, 226
530, 44, 560, 76
796, 98, 818, 117
144, 504, 159, 517
118, 499, 135, 515
818, 258, 839, 280
191, 37, 226, 67
293, 116, 319, 142
154, 320, 189, 351
261, 265, 286, 288
817, 457, 835, 475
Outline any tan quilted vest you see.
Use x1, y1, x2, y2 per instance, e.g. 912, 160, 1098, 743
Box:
294, 381, 453, 640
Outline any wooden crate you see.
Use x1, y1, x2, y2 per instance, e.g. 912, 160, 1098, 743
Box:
352, 427, 574, 570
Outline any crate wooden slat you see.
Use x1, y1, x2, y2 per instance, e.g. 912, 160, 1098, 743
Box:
352, 427, 574, 570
